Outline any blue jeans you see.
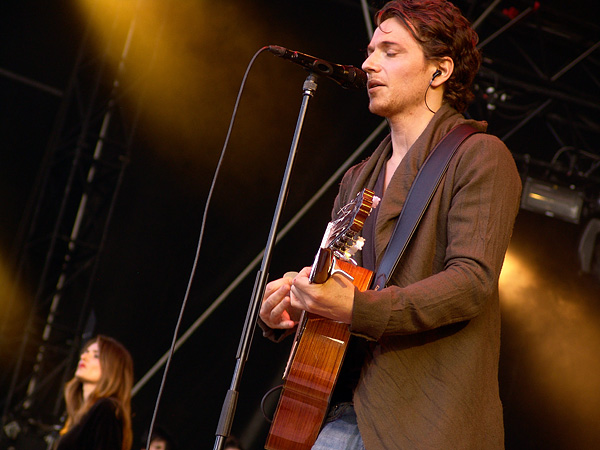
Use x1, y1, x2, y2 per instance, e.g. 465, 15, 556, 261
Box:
312, 403, 365, 450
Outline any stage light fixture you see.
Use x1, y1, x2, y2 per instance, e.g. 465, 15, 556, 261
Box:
520, 177, 584, 224
578, 218, 600, 277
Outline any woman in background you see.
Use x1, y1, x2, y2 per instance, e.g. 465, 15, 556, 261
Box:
55, 335, 134, 450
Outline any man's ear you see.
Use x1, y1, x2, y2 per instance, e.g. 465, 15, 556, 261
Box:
431, 57, 454, 87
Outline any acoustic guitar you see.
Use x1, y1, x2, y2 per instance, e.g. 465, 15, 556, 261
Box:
265, 188, 378, 450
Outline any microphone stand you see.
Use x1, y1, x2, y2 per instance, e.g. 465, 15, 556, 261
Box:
213, 72, 319, 450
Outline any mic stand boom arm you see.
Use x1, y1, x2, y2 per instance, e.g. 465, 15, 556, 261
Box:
213, 72, 319, 450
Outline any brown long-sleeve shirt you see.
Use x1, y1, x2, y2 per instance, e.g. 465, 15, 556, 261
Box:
335, 104, 521, 449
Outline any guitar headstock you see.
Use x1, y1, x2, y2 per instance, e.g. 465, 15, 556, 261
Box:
310, 189, 379, 284
324, 189, 378, 259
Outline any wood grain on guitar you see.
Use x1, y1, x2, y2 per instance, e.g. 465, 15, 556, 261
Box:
265, 190, 377, 450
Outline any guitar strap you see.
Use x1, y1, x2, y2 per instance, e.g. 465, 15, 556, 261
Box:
371, 123, 481, 291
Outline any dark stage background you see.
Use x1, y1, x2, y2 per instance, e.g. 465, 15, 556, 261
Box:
1, 1, 599, 449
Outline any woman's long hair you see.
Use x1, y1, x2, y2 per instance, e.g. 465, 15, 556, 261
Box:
62, 335, 134, 450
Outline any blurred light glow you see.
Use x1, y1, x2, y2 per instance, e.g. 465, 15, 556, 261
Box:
500, 248, 600, 441
0, 254, 28, 356
499, 249, 538, 304
73, 0, 283, 177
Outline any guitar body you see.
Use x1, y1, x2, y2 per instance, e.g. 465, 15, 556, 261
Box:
265, 260, 374, 450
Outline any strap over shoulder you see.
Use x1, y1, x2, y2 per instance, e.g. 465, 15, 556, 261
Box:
371, 124, 481, 290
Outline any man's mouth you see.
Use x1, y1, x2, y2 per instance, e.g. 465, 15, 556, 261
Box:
367, 80, 384, 90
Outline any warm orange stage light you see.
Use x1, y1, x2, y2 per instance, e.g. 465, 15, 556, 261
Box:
72, 0, 287, 181
0, 254, 29, 358
500, 249, 600, 443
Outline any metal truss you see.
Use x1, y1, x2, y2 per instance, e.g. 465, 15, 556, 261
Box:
1, 0, 598, 445
0, 1, 151, 444
463, 0, 600, 219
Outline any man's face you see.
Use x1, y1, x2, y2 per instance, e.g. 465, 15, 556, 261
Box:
362, 18, 436, 120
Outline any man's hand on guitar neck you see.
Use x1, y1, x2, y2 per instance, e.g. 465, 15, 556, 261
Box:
290, 266, 354, 324
260, 274, 303, 329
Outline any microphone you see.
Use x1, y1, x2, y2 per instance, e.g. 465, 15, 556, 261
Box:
267, 45, 367, 90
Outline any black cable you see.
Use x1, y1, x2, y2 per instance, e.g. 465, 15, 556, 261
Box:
260, 384, 283, 423
145, 45, 270, 447
424, 74, 439, 114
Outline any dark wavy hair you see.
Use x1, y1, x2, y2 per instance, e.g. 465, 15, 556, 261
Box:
376, 0, 481, 113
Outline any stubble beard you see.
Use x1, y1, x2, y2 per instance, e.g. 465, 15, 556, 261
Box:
368, 83, 429, 120
368, 94, 403, 119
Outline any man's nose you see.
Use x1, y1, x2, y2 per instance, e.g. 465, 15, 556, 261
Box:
362, 53, 377, 73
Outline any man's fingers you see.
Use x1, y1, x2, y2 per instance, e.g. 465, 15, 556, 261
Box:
264, 277, 292, 299
270, 294, 290, 319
